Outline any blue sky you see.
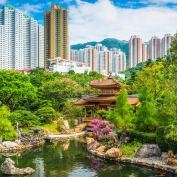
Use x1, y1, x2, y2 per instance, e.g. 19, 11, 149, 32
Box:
1, 0, 177, 44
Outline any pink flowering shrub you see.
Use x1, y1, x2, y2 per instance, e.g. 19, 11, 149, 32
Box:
91, 119, 117, 143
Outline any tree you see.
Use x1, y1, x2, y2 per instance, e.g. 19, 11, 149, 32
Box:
0, 70, 37, 112
8, 110, 40, 127
35, 107, 58, 124
131, 63, 165, 101
0, 105, 17, 140
114, 86, 133, 130
41, 78, 83, 111
134, 86, 158, 132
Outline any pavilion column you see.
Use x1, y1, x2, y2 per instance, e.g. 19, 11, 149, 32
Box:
84, 107, 87, 119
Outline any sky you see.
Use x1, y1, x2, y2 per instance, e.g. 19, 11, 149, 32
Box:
1, 0, 177, 45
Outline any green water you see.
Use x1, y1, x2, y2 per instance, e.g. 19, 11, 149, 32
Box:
0, 140, 175, 177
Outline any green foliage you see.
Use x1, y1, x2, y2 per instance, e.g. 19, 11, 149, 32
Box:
0, 70, 37, 112
125, 129, 156, 144
156, 126, 169, 151
165, 124, 177, 153
62, 101, 83, 127
35, 107, 58, 124
114, 87, 133, 129
0, 105, 10, 118
41, 78, 83, 111
121, 140, 142, 157
8, 110, 40, 127
0, 119, 17, 140
134, 86, 158, 132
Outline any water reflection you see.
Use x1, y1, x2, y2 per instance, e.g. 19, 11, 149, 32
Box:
0, 139, 175, 177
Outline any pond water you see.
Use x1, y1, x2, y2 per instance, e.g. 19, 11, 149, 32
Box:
0, 139, 175, 177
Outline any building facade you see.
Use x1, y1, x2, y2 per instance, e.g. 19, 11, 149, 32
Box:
44, 4, 69, 68
149, 36, 161, 60
161, 34, 173, 56
70, 44, 126, 75
0, 6, 44, 70
129, 35, 148, 68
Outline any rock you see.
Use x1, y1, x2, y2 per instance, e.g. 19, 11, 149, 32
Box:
74, 127, 81, 133
105, 148, 122, 158
86, 137, 100, 151
86, 132, 97, 139
161, 152, 168, 159
167, 150, 174, 158
74, 123, 87, 133
166, 158, 177, 166
97, 146, 106, 152
86, 137, 95, 145
136, 144, 161, 158
15, 139, 21, 145
43, 129, 52, 136
2, 141, 18, 148
60, 120, 70, 134
1, 158, 35, 175
77, 123, 87, 131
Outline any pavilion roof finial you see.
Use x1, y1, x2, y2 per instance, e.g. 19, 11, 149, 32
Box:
108, 72, 113, 79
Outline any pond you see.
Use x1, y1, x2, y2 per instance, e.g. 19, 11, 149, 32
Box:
0, 139, 175, 177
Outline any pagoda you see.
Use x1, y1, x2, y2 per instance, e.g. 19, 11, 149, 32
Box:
74, 73, 139, 126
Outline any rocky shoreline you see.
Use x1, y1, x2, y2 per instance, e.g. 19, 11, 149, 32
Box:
86, 137, 177, 175
0, 141, 45, 153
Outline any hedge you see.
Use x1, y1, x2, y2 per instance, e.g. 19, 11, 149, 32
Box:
156, 126, 168, 151
117, 129, 156, 144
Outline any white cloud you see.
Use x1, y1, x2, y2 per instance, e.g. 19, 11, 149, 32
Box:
18, 3, 44, 14
69, 0, 177, 44
0, 0, 6, 5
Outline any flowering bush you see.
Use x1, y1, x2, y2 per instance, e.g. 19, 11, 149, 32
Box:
91, 119, 117, 143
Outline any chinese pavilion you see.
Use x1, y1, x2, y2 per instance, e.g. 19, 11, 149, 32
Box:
74, 74, 139, 126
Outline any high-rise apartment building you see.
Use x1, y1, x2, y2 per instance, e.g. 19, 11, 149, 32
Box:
0, 6, 44, 70
44, 4, 68, 68
110, 48, 126, 73
70, 44, 126, 75
149, 36, 161, 60
161, 34, 173, 56
129, 35, 148, 68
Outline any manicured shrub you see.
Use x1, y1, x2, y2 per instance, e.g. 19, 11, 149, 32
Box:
35, 106, 58, 124
165, 125, 177, 153
8, 110, 40, 127
156, 126, 168, 151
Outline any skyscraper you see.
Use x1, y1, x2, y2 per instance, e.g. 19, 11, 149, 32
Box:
161, 34, 173, 56
0, 6, 44, 70
149, 36, 161, 60
129, 35, 148, 68
44, 4, 68, 68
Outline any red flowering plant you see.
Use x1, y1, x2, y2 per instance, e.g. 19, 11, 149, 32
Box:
91, 119, 117, 144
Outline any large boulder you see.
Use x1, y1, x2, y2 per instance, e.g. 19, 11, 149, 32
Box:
2, 141, 18, 148
74, 123, 87, 133
105, 148, 123, 158
1, 158, 35, 175
136, 144, 161, 158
